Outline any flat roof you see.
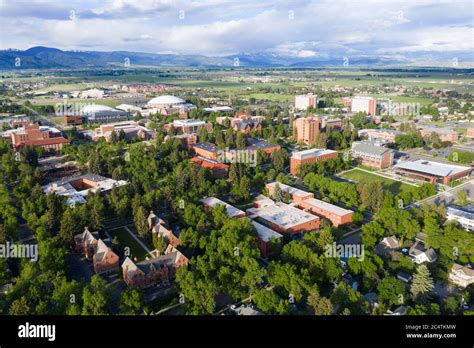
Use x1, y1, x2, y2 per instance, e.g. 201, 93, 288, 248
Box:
266, 182, 313, 198
173, 119, 206, 127
447, 206, 474, 221
303, 198, 353, 216
199, 197, 244, 218
192, 142, 217, 153
251, 221, 283, 242
248, 202, 319, 229
394, 160, 471, 178
291, 148, 337, 160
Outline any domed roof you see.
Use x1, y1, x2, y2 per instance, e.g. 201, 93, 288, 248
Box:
81, 104, 116, 113
147, 95, 185, 106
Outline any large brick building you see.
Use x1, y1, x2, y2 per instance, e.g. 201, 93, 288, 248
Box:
299, 198, 353, 227
10, 124, 69, 151
350, 142, 394, 169
246, 202, 320, 234
294, 94, 318, 110
290, 148, 338, 176
266, 182, 314, 205
293, 116, 320, 145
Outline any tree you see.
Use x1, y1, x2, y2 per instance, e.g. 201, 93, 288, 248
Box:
119, 288, 143, 314
239, 176, 251, 201
176, 267, 218, 315
456, 190, 468, 206
235, 131, 246, 148
252, 288, 289, 315
307, 290, 333, 315
272, 149, 288, 173
59, 208, 81, 246
410, 264, 434, 304
87, 193, 105, 231
377, 276, 406, 307
153, 234, 168, 254
82, 275, 109, 315
134, 206, 149, 238
9, 296, 31, 315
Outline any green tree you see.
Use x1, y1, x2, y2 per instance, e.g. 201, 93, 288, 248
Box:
82, 275, 109, 315
119, 288, 143, 314
134, 206, 149, 238
410, 264, 434, 304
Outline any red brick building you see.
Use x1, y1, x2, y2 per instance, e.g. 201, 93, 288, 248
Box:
147, 211, 182, 248
299, 198, 353, 227
290, 148, 338, 176
350, 142, 394, 169
11, 124, 69, 151
191, 157, 229, 178
64, 115, 83, 126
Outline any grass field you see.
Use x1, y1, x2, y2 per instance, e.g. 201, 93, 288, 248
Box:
107, 226, 149, 261
340, 169, 414, 194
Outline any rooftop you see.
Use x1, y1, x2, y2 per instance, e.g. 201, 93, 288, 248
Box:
266, 182, 313, 198
199, 197, 245, 218
291, 148, 338, 160
247, 202, 319, 230
251, 220, 283, 242
192, 142, 218, 153
394, 160, 471, 178
147, 95, 186, 105
303, 198, 353, 216
351, 142, 392, 156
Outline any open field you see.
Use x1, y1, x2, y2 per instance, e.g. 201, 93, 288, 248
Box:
340, 168, 414, 194
107, 226, 149, 261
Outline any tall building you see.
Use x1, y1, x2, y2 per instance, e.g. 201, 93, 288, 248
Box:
351, 96, 376, 115
293, 116, 320, 145
10, 124, 69, 151
290, 148, 338, 176
295, 94, 318, 110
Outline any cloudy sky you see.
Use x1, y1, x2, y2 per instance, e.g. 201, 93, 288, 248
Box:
0, 0, 472, 61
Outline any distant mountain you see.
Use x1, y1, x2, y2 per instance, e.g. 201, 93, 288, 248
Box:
0, 46, 415, 69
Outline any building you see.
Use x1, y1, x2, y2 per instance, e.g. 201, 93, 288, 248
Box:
122, 247, 188, 288
170, 119, 213, 134
350, 142, 394, 169
191, 157, 229, 178
290, 148, 338, 176
265, 182, 314, 205
64, 115, 83, 126
293, 116, 320, 145
350, 96, 376, 115
323, 118, 343, 131
166, 133, 197, 149
251, 221, 283, 257
81, 105, 130, 123
92, 121, 155, 142
147, 211, 182, 248
409, 241, 437, 264
146, 95, 196, 118
200, 197, 246, 218
246, 202, 320, 234
243, 138, 281, 155
419, 127, 459, 142
295, 94, 318, 110
449, 263, 474, 288
446, 204, 474, 231
191, 143, 218, 161
233, 119, 262, 134
43, 174, 127, 206
299, 198, 353, 227
467, 128, 474, 138
375, 236, 401, 258
10, 123, 69, 151
74, 227, 119, 274
393, 160, 472, 184
80, 88, 105, 99
358, 128, 403, 143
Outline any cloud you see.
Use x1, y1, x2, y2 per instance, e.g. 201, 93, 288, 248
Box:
0, 0, 472, 61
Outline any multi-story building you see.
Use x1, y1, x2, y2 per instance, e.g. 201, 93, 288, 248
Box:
191, 143, 218, 161
394, 160, 472, 184
265, 182, 314, 205
147, 211, 182, 248
358, 128, 404, 143
446, 204, 474, 231
293, 116, 320, 145
246, 202, 320, 235
351, 96, 376, 115
299, 198, 353, 227
350, 142, 394, 169
81, 105, 131, 123
170, 119, 213, 134
200, 197, 246, 218
251, 221, 283, 258
449, 263, 474, 288
295, 94, 318, 110
290, 148, 338, 176
92, 121, 155, 142
10, 123, 69, 151
419, 127, 459, 142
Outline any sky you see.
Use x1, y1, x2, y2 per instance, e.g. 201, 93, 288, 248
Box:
0, 0, 473, 61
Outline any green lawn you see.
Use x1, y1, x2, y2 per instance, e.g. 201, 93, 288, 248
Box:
340, 169, 414, 194
107, 226, 149, 261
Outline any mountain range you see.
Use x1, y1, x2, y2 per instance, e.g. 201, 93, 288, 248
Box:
0, 46, 412, 70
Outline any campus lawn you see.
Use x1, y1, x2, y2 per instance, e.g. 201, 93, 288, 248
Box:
107, 226, 149, 261
340, 169, 414, 194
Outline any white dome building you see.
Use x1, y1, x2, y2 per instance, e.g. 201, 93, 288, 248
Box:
81, 104, 130, 123
147, 95, 186, 108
